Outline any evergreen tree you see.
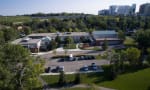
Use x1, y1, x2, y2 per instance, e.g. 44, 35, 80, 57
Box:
102, 39, 108, 50
74, 73, 81, 84
58, 71, 66, 87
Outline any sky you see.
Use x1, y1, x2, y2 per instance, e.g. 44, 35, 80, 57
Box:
0, 0, 149, 16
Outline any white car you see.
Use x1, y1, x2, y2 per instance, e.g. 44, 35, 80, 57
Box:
59, 66, 64, 72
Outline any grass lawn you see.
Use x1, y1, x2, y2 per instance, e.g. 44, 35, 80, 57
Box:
63, 44, 76, 49
124, 36, 137, 46
99, 68, 150, 90
81, 46, 102, 51
41, 66, 150, 90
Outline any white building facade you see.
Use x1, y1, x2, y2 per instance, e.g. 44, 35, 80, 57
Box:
99, 4, 136, 16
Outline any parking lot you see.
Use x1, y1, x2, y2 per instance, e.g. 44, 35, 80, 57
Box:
37, 49, 110, 73
44, 59, 109, 72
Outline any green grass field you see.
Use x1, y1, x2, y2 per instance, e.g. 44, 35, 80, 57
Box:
99, 68, 150, 90
41, 66, 111, 87
63, 44, 76, 49
41, 67, 150, 90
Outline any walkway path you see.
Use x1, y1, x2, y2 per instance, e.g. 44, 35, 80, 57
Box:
71, 84, 116, 90
40, 69, 104, 76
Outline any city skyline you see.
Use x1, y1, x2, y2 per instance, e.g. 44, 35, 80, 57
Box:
0, 0, 150, 16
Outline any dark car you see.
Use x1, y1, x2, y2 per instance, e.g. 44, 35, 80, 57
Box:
58, 58, 65, 62
80, 65, 89, 71
91, 63, 98, 70
45, 67, 51, 73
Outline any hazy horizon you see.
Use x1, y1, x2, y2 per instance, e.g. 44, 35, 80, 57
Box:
0, 0, 150, 16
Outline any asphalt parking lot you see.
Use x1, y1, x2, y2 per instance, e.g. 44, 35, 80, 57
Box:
38, 49, 109, 73
44, 59, 109, 72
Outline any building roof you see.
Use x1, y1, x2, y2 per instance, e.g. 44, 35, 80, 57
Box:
95, 38, 121, 41
28, 32, 89, 38
19, 38, 41, 45
93, 30, 117, 35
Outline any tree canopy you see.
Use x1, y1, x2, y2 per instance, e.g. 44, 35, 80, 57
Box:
0, 44, 44, 90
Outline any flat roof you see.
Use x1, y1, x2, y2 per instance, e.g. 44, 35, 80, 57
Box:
28, 32, 89, 37
19, 39, 41, 44
95, 38, 121, 41
93, 30, 117, 35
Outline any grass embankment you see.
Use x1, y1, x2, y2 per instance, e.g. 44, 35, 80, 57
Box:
42, 66, 150, 90
100, 68, 150, 90
41, 66, 111, 87
81, 46, 102, 51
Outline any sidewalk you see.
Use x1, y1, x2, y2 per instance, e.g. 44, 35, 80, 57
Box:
40, 70, 104, 76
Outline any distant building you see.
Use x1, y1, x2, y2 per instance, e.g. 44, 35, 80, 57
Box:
98, 9, 109, 15
12, 31, 122, 53
139, 3, 150, 16
28, 32, 90, 43
92, 30, 122, 45
98, 4, 136, 16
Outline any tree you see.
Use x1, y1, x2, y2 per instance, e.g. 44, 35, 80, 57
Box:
119, 50, 127, 72
49, 39, 57, 50
64, 36, 74, 49
0, 44, 44, 90
108, 50, 119, 80
102, 39, 108, 50
146, 48, 150, 66
118, 30, 125, 41
58, 71, 66, 86
64, 36, 74, 44
23, 26, 32, 35
135, 30, 150, 51
2, 28, 18, 42
0, 31, 5, 44
126, 47, 141, 66
55, 35, 61, 47
47, 26, 57, 33
74, 73, 81, 84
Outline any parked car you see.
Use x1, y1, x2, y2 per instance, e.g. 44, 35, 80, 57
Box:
91, 56, 95, 59
91, 63, 98, 70
80, 56, 85, 60
58, 58, 65, 62
45, 67, 51, 73
80, 65, 89, 71
59, 66, 64, 72
51, 66, 64, 73
84, 56, 89, 60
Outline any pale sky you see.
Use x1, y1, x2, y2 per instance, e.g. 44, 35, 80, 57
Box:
0, 0, 149, 15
